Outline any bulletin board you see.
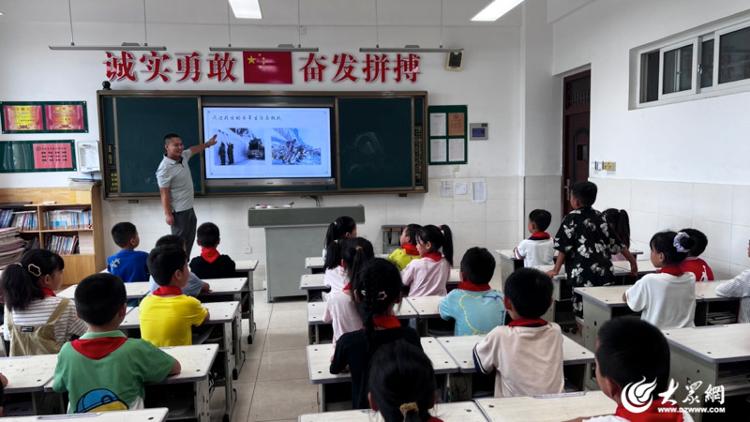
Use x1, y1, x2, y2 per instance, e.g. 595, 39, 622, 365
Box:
428, 105, 467, 165
0, 101, 88, 134
0, 140, 77, 173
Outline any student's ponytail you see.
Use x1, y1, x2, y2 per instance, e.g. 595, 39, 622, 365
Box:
440, 224, 453, 266
369, 341, 438, 422
1, 249, 64, 311
616, 210, 631, 249
650, 231, 694, 265
353, 259, 403, 352
323, 216, 357, 269
342, 238, 375, 283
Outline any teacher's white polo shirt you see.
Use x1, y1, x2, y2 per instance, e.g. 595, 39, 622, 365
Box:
156, 149, 194, 212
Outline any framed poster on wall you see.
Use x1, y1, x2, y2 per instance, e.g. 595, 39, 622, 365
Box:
0, 140, 77, 173
428, 105, 467, 165
0, 101, 87, 134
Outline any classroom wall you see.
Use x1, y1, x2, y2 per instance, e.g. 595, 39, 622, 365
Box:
0, 1, 527, 282
551, 0, 750, 277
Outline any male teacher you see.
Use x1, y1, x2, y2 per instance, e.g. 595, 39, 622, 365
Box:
156, 133, 217, 257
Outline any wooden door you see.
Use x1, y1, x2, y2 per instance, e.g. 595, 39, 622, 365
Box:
562, 70, 591, 214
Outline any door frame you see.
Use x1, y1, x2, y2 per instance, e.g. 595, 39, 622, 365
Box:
561, 69, 591, 215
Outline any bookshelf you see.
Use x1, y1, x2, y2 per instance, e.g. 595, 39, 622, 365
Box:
0, 184, 104, 286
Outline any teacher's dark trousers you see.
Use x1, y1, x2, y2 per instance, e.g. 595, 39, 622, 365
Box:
172, 208, 197, 258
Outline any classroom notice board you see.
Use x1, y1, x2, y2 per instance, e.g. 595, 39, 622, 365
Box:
0, 140, 77, 173
98, 91, 427, 198
428, 105, 467, 165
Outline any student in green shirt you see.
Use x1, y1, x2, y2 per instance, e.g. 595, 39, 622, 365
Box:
52, 273, 180, 413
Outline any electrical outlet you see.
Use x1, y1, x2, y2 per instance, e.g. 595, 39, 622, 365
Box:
602, 161, 616, 172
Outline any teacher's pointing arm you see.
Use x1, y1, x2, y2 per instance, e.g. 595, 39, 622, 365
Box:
189, 134, 218, 155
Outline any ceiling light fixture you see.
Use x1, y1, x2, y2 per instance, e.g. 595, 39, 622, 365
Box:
210, 0, 318, 52
471, 0, 524, 22
359, 0, 462, 54
229, 0, 262, 19
49, 0, 166, 51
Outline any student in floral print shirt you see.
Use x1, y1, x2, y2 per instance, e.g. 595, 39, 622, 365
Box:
547, 182, 638, 315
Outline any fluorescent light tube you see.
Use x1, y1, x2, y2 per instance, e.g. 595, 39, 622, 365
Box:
229, 0, 262, 19
49, 43, 167, 51
471, 0, 524, 21
209, 44, 318, 52
359, 46, 463, 53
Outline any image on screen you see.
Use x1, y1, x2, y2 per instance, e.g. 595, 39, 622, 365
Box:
202, 107, 332, 180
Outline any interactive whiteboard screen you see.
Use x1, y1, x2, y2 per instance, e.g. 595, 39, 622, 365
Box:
202, 107, 332, 181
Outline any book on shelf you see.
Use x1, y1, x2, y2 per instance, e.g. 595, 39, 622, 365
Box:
46, 234, 79, 255
11, 210, 37, 230
43, 209, 92, 230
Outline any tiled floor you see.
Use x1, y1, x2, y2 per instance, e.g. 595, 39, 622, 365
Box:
210, 289, 317, 422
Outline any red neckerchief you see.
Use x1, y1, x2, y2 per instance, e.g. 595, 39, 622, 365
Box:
508, 318, 548, 327
401, 243, 420, 256
457, 280, 491, 292
529, 232, 551, 240
658, 265, 683, 276
427, 418, 444, 422
42, 287, 56, 297
423, 252, 443, 262
614, 401, 684, 422
373, 315, 401, 329
71, 337, 128, 360
200, 247, 221, 264
153, 286, 183, 296
343, 282, 352, 291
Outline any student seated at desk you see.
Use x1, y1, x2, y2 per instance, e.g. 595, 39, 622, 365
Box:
141, 245, 209, 347
473, 268, 564, 398
566, 317, 693, 422
625, 231, 696, 330
107, 222, 149, 283
148, 235, 209, 297
602, 209, 630, 262
548, 182, 637, 316
323, 216, 358, 291
387, 224, 422, 271
368, 341, 442, 422
0, 250, 86, 356
402, 225, 453, 297
679, 228, 715, 282
53, 273, 180, 413
331, 258, 421, 409
323, 238, 373, 343
513, 209, 554, 267
716, 238, 750, 323
439, 247, 504, 336
189, 222, 236, 279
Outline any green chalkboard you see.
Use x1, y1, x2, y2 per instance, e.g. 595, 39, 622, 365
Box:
99, 91, 427, 198
103, 97, 201, 195
338, 97, 413, 189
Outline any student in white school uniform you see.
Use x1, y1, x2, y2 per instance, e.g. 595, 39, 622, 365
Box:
716, 239, 750, 323
473, 268, 564, 398
323, 237, 373, 343
401, 224, 453, 297
625, 231, 697, 330
322, 216, 357, 292
566, 317, 693, 422
513, 209, 554, 267
0, 250, 87, 356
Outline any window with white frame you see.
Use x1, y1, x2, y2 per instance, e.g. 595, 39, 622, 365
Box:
634, 16, 750, 107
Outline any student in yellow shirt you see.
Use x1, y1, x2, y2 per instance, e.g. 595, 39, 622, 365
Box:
140, 245, 209, 346
387, 224, 422, 271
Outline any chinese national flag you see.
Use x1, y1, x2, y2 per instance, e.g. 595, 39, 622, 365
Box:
243, 51, 293, 84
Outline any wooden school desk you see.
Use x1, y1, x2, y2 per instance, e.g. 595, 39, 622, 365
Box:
199, 277, 255, 344
1, 408, 170, 422
121, 302, 241, 420
475, 391, 616, 422
0, 353, 58, 415
58, 281, 150, 301
664, 323, 750, 422
306, 337, 459, 411
299, 401, 487, 422
435, 335, 595, 392
575, 282, 740, 351
306, 300, 418, 344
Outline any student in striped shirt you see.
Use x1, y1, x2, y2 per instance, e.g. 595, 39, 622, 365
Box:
0, 249, 87, 356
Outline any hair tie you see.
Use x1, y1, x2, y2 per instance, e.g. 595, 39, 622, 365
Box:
355, 246, 363, 251
399, 402, 419, 416
674, 232, 690, 253
27, 263, 42, 278
376, 291, 388, 301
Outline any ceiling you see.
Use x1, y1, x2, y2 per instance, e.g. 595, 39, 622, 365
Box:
0, 0, 522, 27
